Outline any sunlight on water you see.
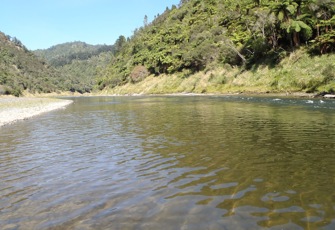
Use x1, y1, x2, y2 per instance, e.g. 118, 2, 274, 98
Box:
1, 96, 335, 229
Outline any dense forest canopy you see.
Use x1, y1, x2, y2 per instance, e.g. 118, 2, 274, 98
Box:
0, 31, 68, 96
34, 42, 114, 93
34, 42, 114, 67
97, 0, 335, 90
0, 34, 114, 96
1, 0, 334, 96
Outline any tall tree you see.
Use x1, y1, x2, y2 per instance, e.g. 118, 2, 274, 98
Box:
270, 0, 311, 47
114, 35, 127, 54
143, 15, 148, 27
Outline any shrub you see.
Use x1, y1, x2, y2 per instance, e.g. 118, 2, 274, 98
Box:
310, 31, 335, 54
321, 64, 335, 84
209, 73, 226, 85
2, 85, 22, 97
130, 65, 149, 83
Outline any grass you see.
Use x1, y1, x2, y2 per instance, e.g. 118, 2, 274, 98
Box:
78, 49, 335, 96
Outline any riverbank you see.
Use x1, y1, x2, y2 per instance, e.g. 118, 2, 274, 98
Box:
0, 97, 73, 127
97, 49, 335, 97
30, 89, 327, 99
96, 74, 329, 99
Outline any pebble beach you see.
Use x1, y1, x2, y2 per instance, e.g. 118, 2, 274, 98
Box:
0, 97, 73, 127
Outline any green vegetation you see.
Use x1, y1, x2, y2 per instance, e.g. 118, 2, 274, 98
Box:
0, 32, 68, 96
34, 42, 113, 93
1, 0, 334, 96
96, 50, 335, 95
34, 42, 113, 67
98, 0, 335, 94
0, 36, 114, 96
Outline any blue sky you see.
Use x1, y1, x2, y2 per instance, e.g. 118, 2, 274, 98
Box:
1, 0, 180, 50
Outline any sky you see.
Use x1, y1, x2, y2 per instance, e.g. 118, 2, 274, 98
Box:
1, 0, 180, 50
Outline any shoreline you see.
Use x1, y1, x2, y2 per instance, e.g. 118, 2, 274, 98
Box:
20, 90, 330, 99
0, 90, 332, 127
93, 91, 320, 98
0, 97, 73, 127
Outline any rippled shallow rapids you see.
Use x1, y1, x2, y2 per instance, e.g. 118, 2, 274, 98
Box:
1, 95, 335, 229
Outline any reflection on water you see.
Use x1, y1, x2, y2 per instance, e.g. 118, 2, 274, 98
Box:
1, 96, 335, 229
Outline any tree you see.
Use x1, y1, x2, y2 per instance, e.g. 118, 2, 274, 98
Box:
114, 35, 127, 54
179, 0, 189, 7
308, 0, 335, 36
143, 15, 148, 27
270, 0, 312, 47
95, 0, 335, 90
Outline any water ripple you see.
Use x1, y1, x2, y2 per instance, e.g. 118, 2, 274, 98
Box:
1, 96, 335, 229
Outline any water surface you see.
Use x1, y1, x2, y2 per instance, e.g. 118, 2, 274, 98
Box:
1, 96, 335, 229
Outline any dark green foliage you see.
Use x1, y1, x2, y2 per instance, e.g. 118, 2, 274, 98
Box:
0, 31, 68, 96
34, 42, 113, 93
321, 64, 335, 84
0, 32, 111, 96
96, 0, 335, 90
310, 30, 335, 54
3, 1, 332, 94
34, 42, 113, 67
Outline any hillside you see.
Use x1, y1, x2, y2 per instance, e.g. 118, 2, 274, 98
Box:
97, 0, 335, 94
34, 42, 113, 67
34, 42, 114, 93
2, 0, 334, 97
99, 50, 335, 95
0, 31, 67, 96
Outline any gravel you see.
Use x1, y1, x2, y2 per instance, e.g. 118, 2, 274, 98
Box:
0, 97, 73, 127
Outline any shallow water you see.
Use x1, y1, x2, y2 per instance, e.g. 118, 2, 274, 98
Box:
1, 95, 335, 229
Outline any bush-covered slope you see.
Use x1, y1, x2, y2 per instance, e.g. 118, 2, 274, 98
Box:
34, 42, 113, 93
97, 0, 335, 93
97, 50, 335, 95
34, 42, 113, 67
0, 31, 67, 96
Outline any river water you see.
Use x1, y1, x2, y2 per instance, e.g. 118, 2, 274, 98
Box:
1, 95, 335, 229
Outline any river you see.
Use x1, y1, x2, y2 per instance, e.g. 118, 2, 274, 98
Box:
1, 95, 335, 229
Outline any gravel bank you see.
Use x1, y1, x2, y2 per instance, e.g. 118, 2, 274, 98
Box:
0, 97, 73, 127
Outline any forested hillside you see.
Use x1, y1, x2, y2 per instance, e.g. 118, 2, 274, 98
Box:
34, 42, 113, 93
97, 0, 335, 93
2, 0, 334, 96
0, 31, 68, 96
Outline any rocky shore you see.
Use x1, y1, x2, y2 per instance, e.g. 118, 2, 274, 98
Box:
0, 97, 73, 127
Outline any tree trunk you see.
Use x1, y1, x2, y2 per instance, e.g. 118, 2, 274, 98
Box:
293, 31, 300, 47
